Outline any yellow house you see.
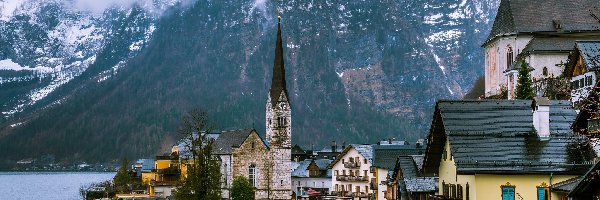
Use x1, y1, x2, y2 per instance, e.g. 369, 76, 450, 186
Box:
141, 146, 195, 198
423, 99, 595, 200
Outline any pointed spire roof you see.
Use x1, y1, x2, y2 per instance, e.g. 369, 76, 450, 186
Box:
269, 17, 289, 106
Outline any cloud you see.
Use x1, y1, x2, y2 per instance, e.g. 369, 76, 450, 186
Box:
71, 0, 196, 15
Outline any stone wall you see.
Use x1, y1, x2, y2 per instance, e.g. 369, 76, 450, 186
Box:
231, 131, 271, 199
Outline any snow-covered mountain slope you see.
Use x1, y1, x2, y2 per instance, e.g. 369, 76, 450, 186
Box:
0, 0, 500, 165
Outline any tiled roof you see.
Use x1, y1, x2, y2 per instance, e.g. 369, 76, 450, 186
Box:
404, 177, 438, 193
552, 176, 583, 192
425, 100, 593, 175
328, 144, 372, 169
373, 145, 426, 170
397, 156, 419, 178
291, 159, 332, 178
522, 37, 600, 53
576, 41, 600, 70
485, 0, 600, 45
569, 161, 600, 196
411, 155, 424, 171
353, 144, 373, 164
212, 129, 259, 155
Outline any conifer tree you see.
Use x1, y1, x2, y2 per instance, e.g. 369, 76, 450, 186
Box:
515, 62, 535, 100
113, 158, 133, 193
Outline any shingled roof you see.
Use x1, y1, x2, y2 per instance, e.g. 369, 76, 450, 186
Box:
485, 0, 600, 45
373, 144, 426, 170
423, 100, 593, 175
576, 41, 600, 70
212, 129, 266, 155
328, 144, 373, 169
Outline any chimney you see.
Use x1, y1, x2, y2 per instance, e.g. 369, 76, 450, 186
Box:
331, 141, 337, 153
532, 97, 551, 140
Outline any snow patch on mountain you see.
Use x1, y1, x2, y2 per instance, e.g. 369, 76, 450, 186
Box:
0, 0, 26, 21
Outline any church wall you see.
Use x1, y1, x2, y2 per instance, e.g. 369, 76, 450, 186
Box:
484, 35, 532, 97
231, 132, 271, 199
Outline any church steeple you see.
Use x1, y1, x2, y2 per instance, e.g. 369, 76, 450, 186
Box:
269, 17, 289, 106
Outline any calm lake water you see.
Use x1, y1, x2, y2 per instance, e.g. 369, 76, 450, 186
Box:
0, 172, 115, 200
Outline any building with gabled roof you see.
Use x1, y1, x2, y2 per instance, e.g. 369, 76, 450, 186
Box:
483, 0, 600, 99
564, 41, 600, 105
291, 159, 333, 198
422, 99, 595, 200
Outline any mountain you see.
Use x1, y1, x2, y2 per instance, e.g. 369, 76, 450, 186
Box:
0, 0, 499, 167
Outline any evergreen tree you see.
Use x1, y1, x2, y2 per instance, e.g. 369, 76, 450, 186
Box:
174, 108, 221, 200
230, 176, 255, 200
113, 158, 133, 193
515, 62, 535, 100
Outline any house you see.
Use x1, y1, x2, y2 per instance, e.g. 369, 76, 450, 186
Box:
568, 160, 600, 199
483, 0, 600, 98
564, 41, 600, 105
422, 99, 594, 200
329, 144, 377, 199
291, 159, 333, 198
329, 140, 425, 200
385, 156, 437, 200
141, 150, 185, 198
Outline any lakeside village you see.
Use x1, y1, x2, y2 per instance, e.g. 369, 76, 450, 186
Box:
81, 0, 600, 200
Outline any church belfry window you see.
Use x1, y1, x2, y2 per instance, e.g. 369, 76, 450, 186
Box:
249, 164, 256, 187
506, 46, 514, 69
543, 67, 548, 76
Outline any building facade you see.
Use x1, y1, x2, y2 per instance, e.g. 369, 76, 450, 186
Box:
483, 0, 600, 98
422, 99, 594, 200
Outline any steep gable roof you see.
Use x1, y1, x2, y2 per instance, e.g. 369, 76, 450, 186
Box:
327, 144, 373, 169
212, 129, 267, 155
576, 41, 600, 70
485, 0, 600, 45
423, 100, 592, 175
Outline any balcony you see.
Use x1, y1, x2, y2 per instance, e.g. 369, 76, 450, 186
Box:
344, 161, 361, 168
351, 192, 369, 198
335, 175, 369, 182
370, 181, 378, 190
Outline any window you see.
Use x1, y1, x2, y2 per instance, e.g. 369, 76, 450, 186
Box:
335, 184, 339, 191
501, 182, 515, 200
251, 141, 255, 149
356, 186, 360, 193
364, 158, 367, 164
349, 157, 354, 163
543, 67, 548, 76
537, 182, 549, 200
506, 46, 514, 69
349, 184, 353, 192
365, 186, 368, 192
364, 170, 368, 176
342, 159, 345, 164
343, 170, 346, 175
335, 170, 339, 176
466, 182, 470, 200
249, 164, 256, 187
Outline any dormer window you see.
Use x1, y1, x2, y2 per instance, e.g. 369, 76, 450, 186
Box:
506, 46, 514, 69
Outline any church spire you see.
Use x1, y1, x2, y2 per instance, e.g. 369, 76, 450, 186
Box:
269, 16, 288, 106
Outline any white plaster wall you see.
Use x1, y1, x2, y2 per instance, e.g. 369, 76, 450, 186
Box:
484, 36, 532, 97
526, 53, 568, 79
331, 147, 385, 199
291, 177, 332, 194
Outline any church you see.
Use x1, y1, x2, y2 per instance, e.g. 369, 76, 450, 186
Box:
483, 0, 600, 99
212, 17, 292, 200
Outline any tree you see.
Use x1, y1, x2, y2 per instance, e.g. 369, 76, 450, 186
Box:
173, 108, 222, 200
230, 176, 255, 200
113, 158, 133, 194
464, 76, 485, 99
515, 62, 535, 100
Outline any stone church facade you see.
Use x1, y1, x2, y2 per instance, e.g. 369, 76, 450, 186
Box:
213, 17, 292, 200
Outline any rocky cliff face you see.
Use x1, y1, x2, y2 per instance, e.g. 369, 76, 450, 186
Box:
0, 0, 499, 165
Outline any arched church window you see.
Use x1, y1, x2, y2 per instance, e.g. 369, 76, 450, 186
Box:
506, 46, 514, 69
249, 164, 256, 187
543, 67, 548, 76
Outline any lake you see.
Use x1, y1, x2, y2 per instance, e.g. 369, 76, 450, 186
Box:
0, 172, 115, 200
